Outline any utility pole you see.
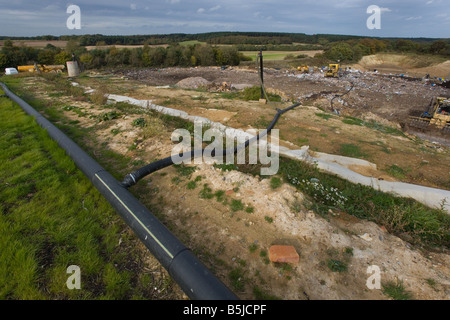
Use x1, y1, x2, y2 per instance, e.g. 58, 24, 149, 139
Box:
258, 50, 264, 100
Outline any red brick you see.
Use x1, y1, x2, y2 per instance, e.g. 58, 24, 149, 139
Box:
269, 245, 299, 263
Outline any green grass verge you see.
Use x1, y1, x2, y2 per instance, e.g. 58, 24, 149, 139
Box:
0, 93, 167, 299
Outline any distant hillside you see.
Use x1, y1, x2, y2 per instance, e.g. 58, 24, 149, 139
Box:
1, 32, 448, 47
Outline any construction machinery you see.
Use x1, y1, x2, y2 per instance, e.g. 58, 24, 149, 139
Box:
408, 97, 450, 134
17, 64, 65, 73
297, 65, 315, 74
325, 63, 341, 78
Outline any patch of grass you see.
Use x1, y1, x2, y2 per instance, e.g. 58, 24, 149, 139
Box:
327, 259, 348, 272
96, 111, 121, 122
132, 117, 146, 128
387, 164, 407, 179
241, 86, 281, 102
173, 164, 196, 177
110, 128, 121, 135
253, 115, 271, 128
214, 190, 226, 202
245, 206, 254, 214
264, 216, 273, 223
89, 88, 108, 105
270, 177, 282, 189
141, 116, 167, 139
252, 286, 282, 300
199, 184, 214, 199
382, 281, 413, 300
230, 199, 244, 212
0, 95, 153, 299
342, 116, 364, 126
315, 113, 333, 120
186, 181, 197, 190
339, 143, 366, 158
249, 243, 258, 253
342, 116, 405, 136
228, 267, 246, 292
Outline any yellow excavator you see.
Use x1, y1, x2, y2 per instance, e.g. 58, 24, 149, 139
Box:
408, 97, 450, 133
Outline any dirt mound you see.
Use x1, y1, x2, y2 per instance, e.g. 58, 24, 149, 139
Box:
354, 54, 450, 79
176, 77, 212, 89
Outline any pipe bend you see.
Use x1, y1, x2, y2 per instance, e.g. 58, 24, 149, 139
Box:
122, 102, 302, 188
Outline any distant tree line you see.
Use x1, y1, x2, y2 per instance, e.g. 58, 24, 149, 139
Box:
6, 31, 447, 47
0, 40, 243, 71
1, 32, 449, 71
320, 38, 450, 63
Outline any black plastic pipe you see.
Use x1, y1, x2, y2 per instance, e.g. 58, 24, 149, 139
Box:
330, 81, 354, 115
0, 82, 238, 300
121, 103, 301, 189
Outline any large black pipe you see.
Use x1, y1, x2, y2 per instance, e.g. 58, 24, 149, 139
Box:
0, 82, 238, 300
121, 103, 301, 189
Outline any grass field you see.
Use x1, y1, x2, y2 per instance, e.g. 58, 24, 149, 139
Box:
0, 89, 174, 299
240, 50, 322, 61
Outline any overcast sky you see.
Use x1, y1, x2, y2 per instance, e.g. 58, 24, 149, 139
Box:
0, 0, 449, 38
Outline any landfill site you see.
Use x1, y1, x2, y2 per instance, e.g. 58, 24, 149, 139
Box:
5, 53, 450, 300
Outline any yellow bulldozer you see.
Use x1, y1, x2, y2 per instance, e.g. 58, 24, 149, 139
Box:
297, 65, 309, 73
17, 64, 65, 73
408, 97, 450, 133
325, 63, 341, 78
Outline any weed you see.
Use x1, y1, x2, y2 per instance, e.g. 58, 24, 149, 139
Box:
96, 111, 121, 122
186, 181, 197, 190
425, 278, 438, 290
382, 281, 413, 300
387, 164, 407, 179
228, 268, 246, 292
89, 88, 108, 105
174, 164, 196, 177
245, 206, 254, 214
264, 216, 273, 223
110, 128, 121, 135
199, 184, 214, 199
327, 259, 347, 272
270, 177, 282, 189
230, 199, 244, 212
249, 243, 258, 253
214, 190, 225, 202
132, 117, 146, 127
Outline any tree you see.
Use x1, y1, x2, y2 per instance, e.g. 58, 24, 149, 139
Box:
430, 40, 447, 54
325, 43, 355, 62
54, 51, 72, 65
0, 53, 7, 69
37, 49, 55, 65
194, 45, 215, 66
